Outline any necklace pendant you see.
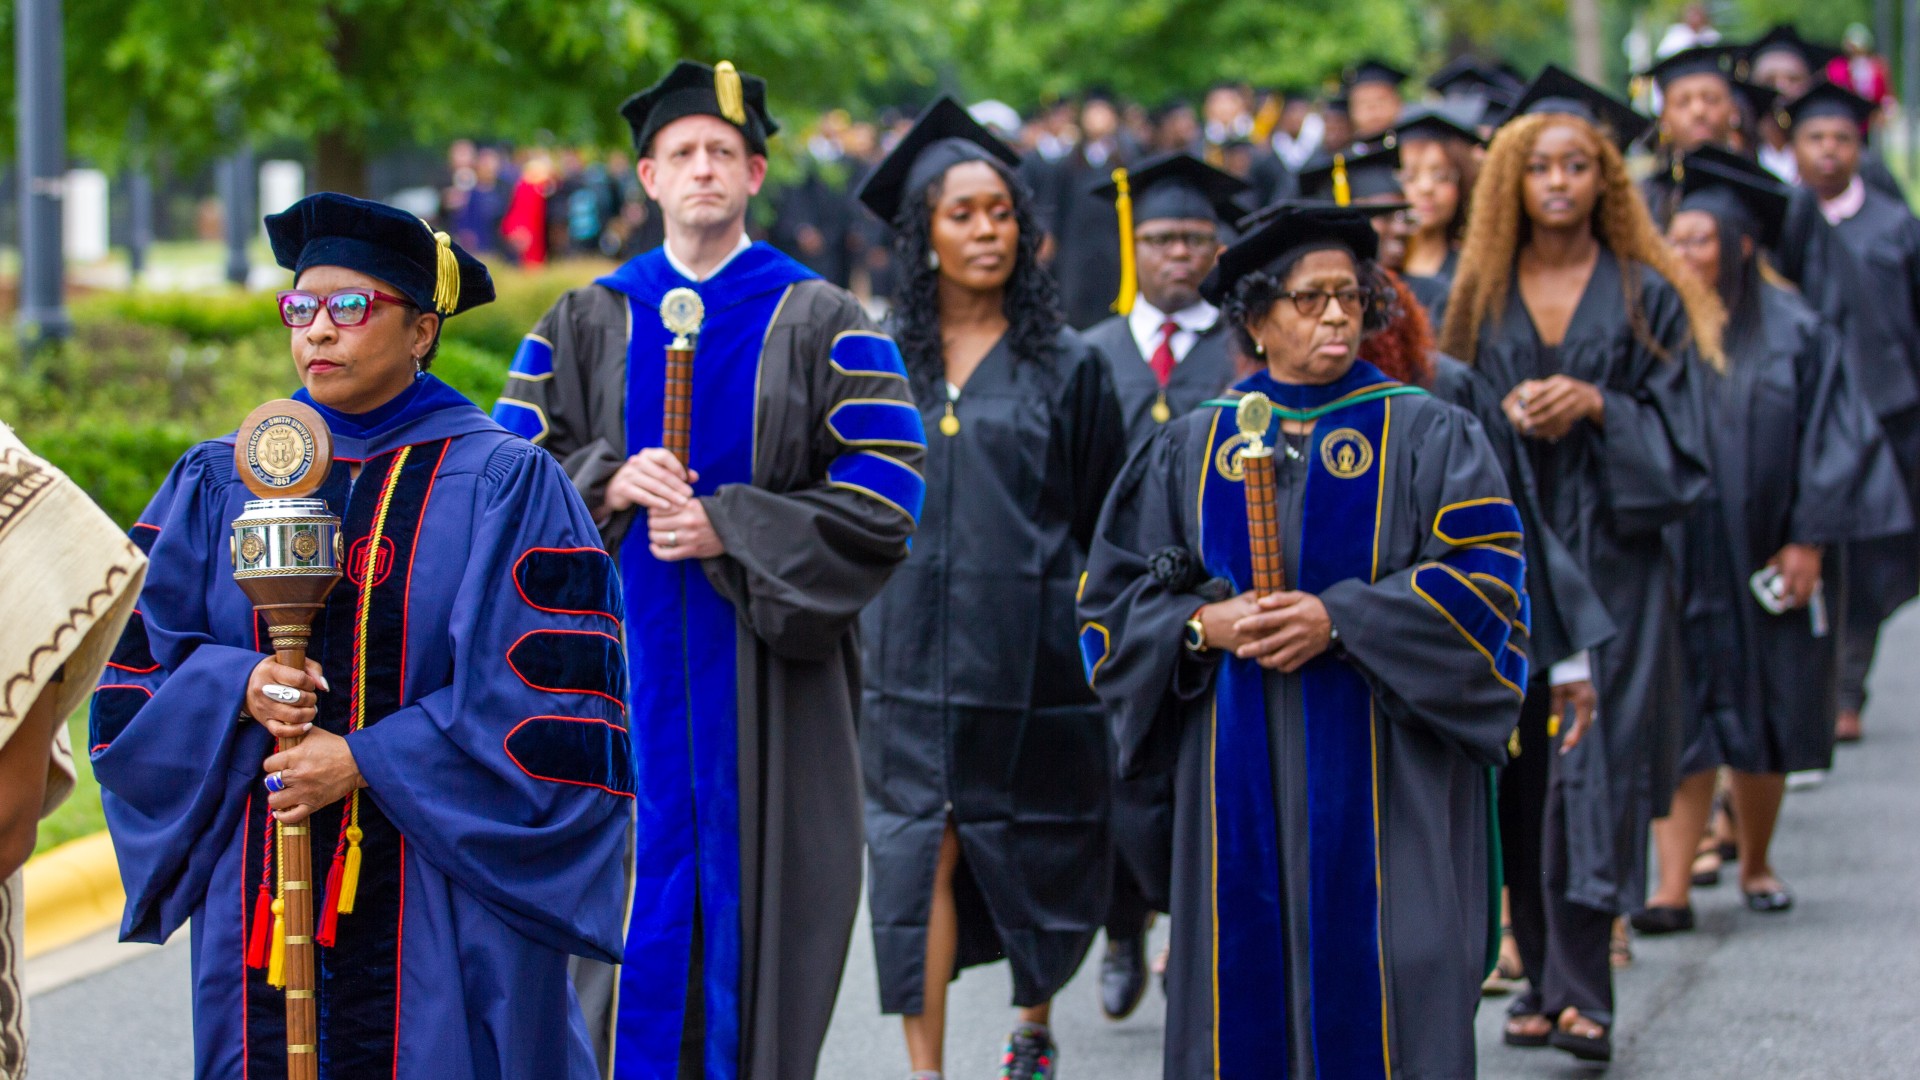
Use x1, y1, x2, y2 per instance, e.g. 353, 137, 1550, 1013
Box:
939, 404, 961, 437
1151, 395, 1172, 423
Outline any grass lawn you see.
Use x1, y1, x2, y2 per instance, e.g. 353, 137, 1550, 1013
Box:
37, 710, 105, 856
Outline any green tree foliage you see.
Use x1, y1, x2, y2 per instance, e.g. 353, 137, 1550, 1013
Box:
0, 0, 944, 190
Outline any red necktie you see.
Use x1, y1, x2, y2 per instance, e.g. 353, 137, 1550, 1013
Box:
1149, 319, 1178, 387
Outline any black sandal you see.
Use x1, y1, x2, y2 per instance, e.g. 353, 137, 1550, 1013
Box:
1550, 1024, 1612, 1062
1503, 1014, 1552, 1049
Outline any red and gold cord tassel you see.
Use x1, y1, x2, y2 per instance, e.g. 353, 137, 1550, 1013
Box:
246, 884, 273, 969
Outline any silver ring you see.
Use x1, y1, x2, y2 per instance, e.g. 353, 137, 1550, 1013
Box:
265, 771, 286, 794
665, 530, 678, 549
264, 684, 301, 704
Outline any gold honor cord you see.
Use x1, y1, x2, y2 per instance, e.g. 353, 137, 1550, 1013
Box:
335, 445, 412, 921
1110, 167, 1138, 316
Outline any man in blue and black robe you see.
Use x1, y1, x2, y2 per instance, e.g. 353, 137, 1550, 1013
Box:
495, 59, 924, 1080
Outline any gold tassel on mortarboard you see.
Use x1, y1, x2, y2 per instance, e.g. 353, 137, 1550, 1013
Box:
432, 230, 460, 315
714, 61, 747, 127
1111, 167, 1138, 316
1332, 154, 1351, 208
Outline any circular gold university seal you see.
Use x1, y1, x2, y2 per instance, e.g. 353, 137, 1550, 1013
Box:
245, 415, 317, 490
1319, 427, 1374, 479
239, 534, 266, 564
292, 531, 320, 560
1214, 433, 1251, 482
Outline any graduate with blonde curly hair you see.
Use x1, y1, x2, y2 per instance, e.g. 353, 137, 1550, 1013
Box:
1439, 66, 1723, 1065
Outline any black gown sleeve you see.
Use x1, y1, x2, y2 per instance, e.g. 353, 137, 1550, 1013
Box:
1057, 334, 1131, 551
702, 295, 925, 662
1593, 274, 1711, 537
1077, 424, 1217, 779
1784, 304, 1915, 544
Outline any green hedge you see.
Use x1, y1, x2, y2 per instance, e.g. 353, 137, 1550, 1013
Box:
1, 260, 597, 528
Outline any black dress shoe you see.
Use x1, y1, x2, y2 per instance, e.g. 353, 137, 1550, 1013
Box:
1100, 936, 1149, 1020
1744, 884, 1794, 913
1629, 905, 1695, 935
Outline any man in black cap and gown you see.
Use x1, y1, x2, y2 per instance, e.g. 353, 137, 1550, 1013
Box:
1077, 151, 1247, 1018
1776, 82, 1920, 742
1344, 59, 1410, 146
494, 59, 926, 1080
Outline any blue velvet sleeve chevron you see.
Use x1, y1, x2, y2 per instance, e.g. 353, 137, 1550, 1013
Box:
490, 334, 555, 443
821, 332, 925, 522
1315, 418, 1530, 765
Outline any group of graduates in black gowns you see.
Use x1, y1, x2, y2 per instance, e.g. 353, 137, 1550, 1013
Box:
96, 30, 1919, 1080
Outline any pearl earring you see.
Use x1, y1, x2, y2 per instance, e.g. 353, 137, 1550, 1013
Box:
927, 250, 941, 271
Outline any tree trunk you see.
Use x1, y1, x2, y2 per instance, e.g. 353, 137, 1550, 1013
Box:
313, 128, 370, 197
1568, 0, 1606, 85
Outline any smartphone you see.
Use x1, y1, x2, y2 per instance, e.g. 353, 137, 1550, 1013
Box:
1749, 567, 1791, 615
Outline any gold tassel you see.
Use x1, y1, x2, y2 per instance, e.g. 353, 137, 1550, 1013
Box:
714, 61, 746, 126
267, 897, 287, 988
1332, 154, 1351, 208
337, 824, 364, 915
1110, 167, 1137, 316
432, 230, 460, 315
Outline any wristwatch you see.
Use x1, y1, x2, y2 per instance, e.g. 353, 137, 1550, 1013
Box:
1184, 611, 1209, 653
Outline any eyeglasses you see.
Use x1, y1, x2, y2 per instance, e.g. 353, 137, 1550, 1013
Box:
1278, 287, 1373, 318
1136, 230, 1219, 251
277, 288, 411, 328
1396, 167, 1461, 188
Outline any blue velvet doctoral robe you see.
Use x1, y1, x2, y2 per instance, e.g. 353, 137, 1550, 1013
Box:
511, 244, 922, 1080
91, 376, 634, 1080
1079, 362, 1527, 1079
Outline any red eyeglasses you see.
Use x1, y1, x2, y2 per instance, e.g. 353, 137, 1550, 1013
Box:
277, 288, 411, 328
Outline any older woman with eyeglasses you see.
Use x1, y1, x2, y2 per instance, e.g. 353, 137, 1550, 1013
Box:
90, 192, 634, 1079
1079, 201, 1527, 1079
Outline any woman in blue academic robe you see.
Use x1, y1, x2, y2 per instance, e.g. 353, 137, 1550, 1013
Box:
90, 193, 634, 1079
1079, 203, 1528, 1079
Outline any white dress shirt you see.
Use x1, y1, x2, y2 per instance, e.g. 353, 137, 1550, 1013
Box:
1128, 296, 1219, 366
664, 231, 754, 282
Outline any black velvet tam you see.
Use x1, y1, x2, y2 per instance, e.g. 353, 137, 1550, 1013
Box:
620, 58, 778, 155
265, 192, 494, 317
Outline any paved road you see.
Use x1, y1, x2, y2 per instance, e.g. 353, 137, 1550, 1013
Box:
28, 605, 1920, 1079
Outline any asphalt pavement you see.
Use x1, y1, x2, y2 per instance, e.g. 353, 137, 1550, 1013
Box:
27, 603, 1920, 1079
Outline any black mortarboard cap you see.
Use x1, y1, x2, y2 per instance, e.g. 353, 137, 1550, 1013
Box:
1298, 145, 1403, 205
266, 192, 494, 317
1503, 64, 1654, 149
1092, 152, 1250, 224
1202, 201, 1380, 304
1325, 92, 1352, 115
1646, 44, 1740, 89
1386, 103, 1488, 149
1428, 57, 1527, 103
1346, 59, 1411, 89
855, 96, 1022, 224
1730, 79, 1781, 124
1781, 81, 1876, 135
1743, 25, 1843, 72
620, 59, 778, 156
1675, 143, 1792, 247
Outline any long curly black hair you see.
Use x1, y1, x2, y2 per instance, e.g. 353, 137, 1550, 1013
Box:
889, 158, 1062, 397
1221, 252, 1396, 360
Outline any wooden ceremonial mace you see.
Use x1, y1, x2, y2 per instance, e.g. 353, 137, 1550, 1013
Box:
1236, 393, 1286, 594
660, 287, 706, 463
231, 399, 342, 1080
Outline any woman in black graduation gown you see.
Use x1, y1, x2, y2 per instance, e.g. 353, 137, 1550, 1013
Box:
1635, 148, 1913, 929
1080, 203, 1527, 1080
1394, 105, 1484, 309
1437, 67, 1723, 1063
853, 98, 1128, 1080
